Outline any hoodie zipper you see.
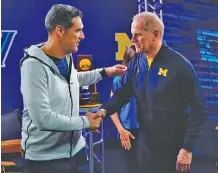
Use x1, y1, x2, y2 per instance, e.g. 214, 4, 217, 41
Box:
54, 72, 74, 157
68, 83, 74, 157
51, 59, 74, 158
49, 56, 74, 158
67, 57, 74, 158
58, 76, 73, 157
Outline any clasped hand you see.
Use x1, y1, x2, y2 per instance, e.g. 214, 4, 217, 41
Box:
85, 110, 106, 130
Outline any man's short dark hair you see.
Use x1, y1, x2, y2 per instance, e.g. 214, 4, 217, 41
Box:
45, 4, 83, 33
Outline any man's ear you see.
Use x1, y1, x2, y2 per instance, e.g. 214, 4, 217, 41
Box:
55, 25, 65, 37
153, 30, 160, 40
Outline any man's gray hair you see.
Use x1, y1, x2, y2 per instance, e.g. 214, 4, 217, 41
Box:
45, 4, 83, 33
133, 12, 164, 38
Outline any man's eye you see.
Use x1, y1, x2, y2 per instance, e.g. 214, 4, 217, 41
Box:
135, 33, 142, 37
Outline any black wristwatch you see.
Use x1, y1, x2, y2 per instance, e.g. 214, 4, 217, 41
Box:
100, 68, 108, 79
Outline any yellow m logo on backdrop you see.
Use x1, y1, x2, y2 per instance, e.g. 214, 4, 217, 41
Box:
115, 33, 131, 61
158, 68, 168, 77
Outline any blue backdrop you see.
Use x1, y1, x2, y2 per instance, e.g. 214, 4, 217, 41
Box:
1, 0, 137, 139
162, 0, 218, 118
1, 0, 137, 112
2, 0, 218, 140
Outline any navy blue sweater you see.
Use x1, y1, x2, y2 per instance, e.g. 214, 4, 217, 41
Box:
102, 44, 207, 152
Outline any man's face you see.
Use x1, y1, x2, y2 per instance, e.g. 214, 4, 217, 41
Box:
60, 16, 85, 54
131, 18, 154, 54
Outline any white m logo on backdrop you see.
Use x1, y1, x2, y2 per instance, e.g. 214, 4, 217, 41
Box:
1, 30, 18, 68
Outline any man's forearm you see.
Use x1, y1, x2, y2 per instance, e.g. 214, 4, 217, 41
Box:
111, 113, 125, 132
181, 61, 208, 152
182, 107, 207, 152
77, 69, 103, 86
102, 87, 131, 116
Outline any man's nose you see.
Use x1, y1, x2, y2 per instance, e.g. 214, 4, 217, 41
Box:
80, 31, 85, 40
131, 35, 137, 43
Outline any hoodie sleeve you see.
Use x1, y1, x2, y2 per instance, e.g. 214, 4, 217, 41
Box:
21, 60, 90, 131
77, 69, 103, 86
180, 59, 207, 152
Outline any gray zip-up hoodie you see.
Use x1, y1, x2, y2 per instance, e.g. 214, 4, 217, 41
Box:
20, 44, 103, 161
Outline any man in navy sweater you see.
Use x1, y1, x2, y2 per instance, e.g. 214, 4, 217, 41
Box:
97, 12, 207, 173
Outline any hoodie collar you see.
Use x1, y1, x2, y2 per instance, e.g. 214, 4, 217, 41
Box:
24, 43, 69, 73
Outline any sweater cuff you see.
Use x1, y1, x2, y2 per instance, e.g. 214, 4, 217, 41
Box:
182, 143, 194, 153
81, 116, 90, 129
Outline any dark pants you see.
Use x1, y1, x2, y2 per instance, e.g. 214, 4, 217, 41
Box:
120, 128, 139, 173
137, 132, 185, 173
24, 149, 87, 173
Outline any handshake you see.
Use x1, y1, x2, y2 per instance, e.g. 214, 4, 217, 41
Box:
85, 109, 107, 130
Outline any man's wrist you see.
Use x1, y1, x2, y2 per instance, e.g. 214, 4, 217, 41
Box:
182, 144, 193, 153
182, 148, 192, 153
81, 116, 90, 128
99, 108, 107, 118
100, 68, 109, 78
117, 126, 125, 133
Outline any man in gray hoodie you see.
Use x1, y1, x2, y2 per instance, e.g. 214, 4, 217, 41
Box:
20, 4, 126, 173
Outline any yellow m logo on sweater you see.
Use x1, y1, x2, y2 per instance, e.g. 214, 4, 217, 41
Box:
158, 68, 168, 77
